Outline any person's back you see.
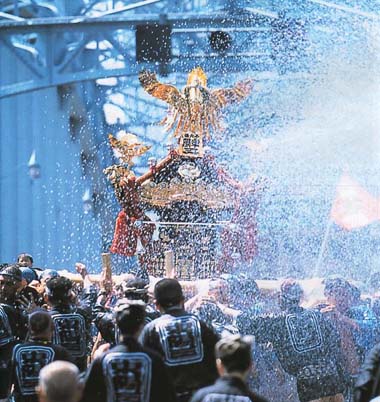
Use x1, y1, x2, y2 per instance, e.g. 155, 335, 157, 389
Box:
82, 299, 176, 402
0, 265, 28, 401
354, 342, 380, 402
242, 279, 345, 402
322, 278, 363, 376
45, 277, 90, 370
140, 278, 219, 402
190, 335, 268, 402
11, 310, 73, 402
37, 361, 83, 402
94, 277, 160, 345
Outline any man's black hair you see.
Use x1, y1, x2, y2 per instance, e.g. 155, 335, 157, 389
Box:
96, 313, 116, 344
323, 277, 352, 298
229, 274, 259, 298
280, 279, 303, 308
0, 264, 23, 282
115, 300, 146, 336
46, 276, 73, 304
154, 278, 183, 308
29, 310, 52, 335
215, 335, 252, 373
122, 277, 149, 303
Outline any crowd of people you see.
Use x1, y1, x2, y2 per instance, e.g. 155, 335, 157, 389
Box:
1, 252, 380, 402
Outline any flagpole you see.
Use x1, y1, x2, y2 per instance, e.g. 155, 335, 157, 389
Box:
314, 217, 333, 277
314, 173, 344, 278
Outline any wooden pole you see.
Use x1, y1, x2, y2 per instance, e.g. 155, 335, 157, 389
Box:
164, 250, 175, 278
101, 253, 113, 288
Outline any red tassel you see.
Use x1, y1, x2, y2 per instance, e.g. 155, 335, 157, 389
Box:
110, 210, 138, 256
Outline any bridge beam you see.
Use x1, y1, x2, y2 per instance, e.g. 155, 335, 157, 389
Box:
0, 12, 276, 98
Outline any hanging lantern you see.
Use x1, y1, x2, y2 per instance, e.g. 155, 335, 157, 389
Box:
28, 150, 41, 180
82, 189, 93, 214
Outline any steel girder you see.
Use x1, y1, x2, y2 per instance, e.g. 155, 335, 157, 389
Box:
1, 0, 378, 99
0, 12, 277, 98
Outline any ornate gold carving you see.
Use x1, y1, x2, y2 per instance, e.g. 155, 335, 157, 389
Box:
103, 164, 133, 185
139, 68, 253, 158
140, 180, 234, 209
177, 162, 201, 180
108, 134, 151, 167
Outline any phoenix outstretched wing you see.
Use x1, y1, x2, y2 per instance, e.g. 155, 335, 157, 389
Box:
211, 79, 254, 109
139, 70, 186, 111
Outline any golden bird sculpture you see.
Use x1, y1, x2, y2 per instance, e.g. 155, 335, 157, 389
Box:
108, 133, 151, 167
138, 67, 253, 156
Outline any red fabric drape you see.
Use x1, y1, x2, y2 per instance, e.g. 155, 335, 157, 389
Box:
110, 211, 155, 257
110, 211, 138, 256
